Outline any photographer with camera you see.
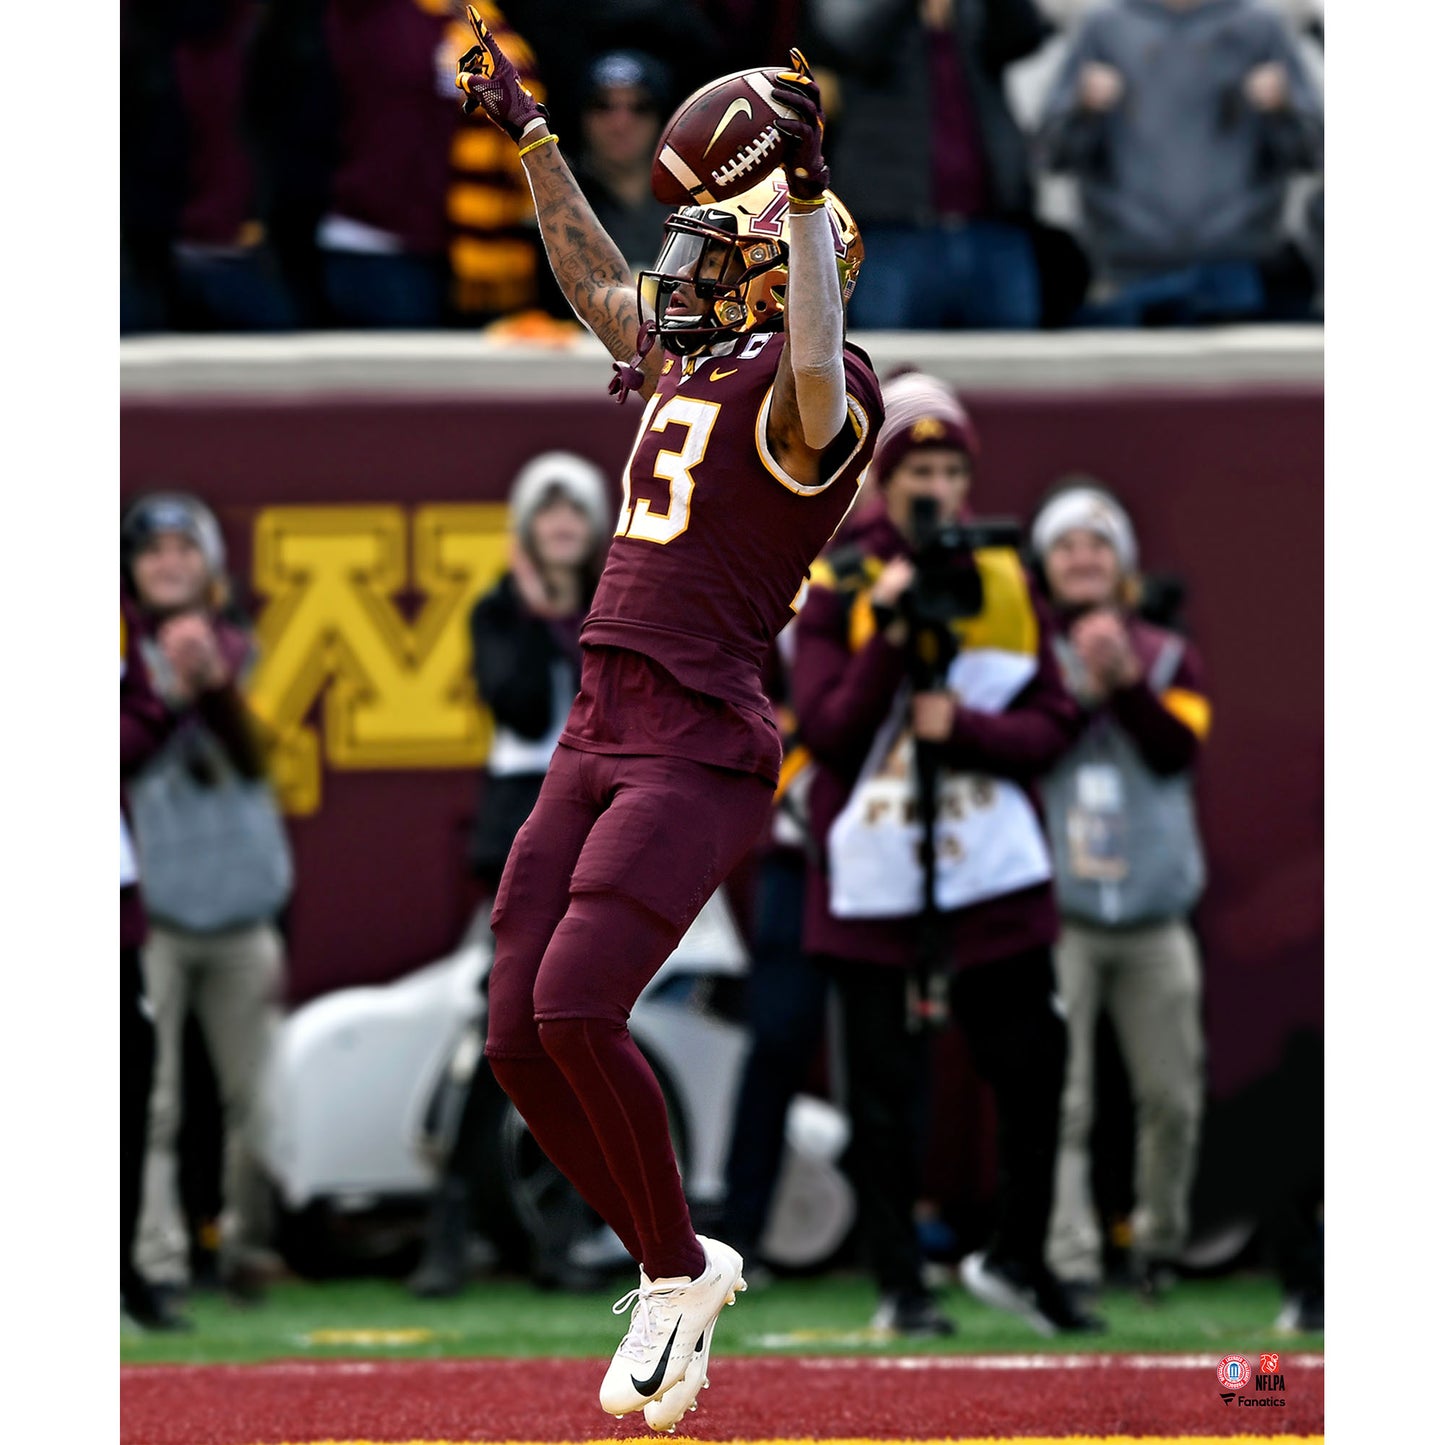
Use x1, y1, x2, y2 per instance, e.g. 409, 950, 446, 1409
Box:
792, 372, 1099, 1337
1032, 481, 1210, 1303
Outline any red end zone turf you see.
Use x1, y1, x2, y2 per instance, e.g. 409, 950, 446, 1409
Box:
120, 1355, 1323, 1444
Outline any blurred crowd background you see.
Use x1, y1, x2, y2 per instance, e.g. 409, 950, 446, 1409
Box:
121, 0, 1324, 336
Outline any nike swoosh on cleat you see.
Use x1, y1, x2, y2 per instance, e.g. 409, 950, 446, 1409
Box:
630, 1320, 681, 1397
704, 98, 753, 156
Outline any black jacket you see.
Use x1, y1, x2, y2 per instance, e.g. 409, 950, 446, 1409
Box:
467, 573, 584, 878
807, 0, 1052, 224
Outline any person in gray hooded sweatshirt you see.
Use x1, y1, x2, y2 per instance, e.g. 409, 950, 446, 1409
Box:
1038, 0, 1322, 325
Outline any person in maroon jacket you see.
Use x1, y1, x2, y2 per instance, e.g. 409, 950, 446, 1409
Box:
120, 0, 296, 333
122, 590, 189, 1332
792, 370, 1101, 1338
455, 16, 880, 1427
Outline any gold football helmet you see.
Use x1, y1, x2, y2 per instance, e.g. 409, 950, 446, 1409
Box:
640, 169, 864, 355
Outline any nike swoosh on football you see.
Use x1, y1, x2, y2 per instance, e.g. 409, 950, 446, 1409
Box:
630, 1320, 681, 1397
704, 98, 753, 156
710, 368, 738, 380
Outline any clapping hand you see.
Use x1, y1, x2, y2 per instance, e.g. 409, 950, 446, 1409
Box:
1070, 609, 1141, 692
157, 613, 230, 699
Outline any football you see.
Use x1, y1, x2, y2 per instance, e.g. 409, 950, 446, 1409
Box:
651, 68, 796, 208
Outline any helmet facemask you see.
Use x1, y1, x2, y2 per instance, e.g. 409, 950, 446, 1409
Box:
633, 173, 863, 364
640, 209, 787, 356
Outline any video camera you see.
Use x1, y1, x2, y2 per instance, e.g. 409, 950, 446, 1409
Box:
899, 496, 1023, 682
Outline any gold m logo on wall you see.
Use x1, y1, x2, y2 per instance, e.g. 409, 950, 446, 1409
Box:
247, 505, 511, 815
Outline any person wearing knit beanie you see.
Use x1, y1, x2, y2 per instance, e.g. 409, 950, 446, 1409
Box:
790, 369, 1107, 1340
123, 488, 289, 1311
843, 371, 982, 535
869, 371, 982, 492
122, 493, 229, 615
413, 453, 608, 1300
1031, 481, 1139, 587
1031, 475, 1212, 1306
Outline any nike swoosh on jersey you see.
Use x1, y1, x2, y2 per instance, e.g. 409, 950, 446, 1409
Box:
710, 368, 738, 381
630, 1319, 681, 1397
704, 98, 753, 156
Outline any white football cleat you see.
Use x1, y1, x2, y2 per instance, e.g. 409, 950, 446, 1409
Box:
598, 1236, 745, 1417
644, 1319, 715, 1433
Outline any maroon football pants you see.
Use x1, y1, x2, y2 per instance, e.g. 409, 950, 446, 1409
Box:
485, 743, 773, 1281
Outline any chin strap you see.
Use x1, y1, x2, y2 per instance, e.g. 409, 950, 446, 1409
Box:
608, 323, 657, 405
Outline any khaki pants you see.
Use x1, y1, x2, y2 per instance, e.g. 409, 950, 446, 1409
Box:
136, 921, 284, 1285
1046, 919, 1204, 1284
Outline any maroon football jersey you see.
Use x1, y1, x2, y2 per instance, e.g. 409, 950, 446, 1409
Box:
562, 333, 884, 780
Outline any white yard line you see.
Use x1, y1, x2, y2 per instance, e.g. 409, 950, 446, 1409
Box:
123, 1352, 1323, 1378
794, 1353, 1324, 1371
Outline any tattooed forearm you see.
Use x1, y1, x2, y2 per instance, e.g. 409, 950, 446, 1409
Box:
522, 142, 646, 362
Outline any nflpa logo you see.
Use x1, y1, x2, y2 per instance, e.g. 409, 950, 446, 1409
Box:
1261, 1353, 1281, 1374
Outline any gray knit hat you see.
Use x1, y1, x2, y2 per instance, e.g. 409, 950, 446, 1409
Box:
509, 451, 611, 547
121, 492, 226, 577
1031, 481, 1138, 576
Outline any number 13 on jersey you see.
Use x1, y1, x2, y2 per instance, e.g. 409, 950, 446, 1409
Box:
615, 394, 722, 545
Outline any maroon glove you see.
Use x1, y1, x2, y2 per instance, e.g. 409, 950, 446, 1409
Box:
770, 48, 830, 201
455, 4, 548, 142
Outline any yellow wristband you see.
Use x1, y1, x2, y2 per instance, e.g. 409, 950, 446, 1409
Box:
517, 131, 558, 160
789, 192, 827, 208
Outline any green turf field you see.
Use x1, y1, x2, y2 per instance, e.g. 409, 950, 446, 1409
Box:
120, 1270, 1321, 1366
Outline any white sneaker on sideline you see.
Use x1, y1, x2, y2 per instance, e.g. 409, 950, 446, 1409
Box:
643, 1318, 715, 1433
598, 1236, 745, 1417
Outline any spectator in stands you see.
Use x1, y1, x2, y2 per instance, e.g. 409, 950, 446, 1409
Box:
123, 494, 292, 1305
409, 451, 610, 1297
281, 0, 544, 328
1031, 481, 1209, 1302
309, 0, 460, 327
122, 590, 190, 1332
806, 0, 1057, 330
1038, 0, 1323, 326
492, 1, 718, 150
120, 0, 296, 334
464, 453, 610, 885
700, 0, 808, 75
792, 372, 1099, 1337
574, 52, 675, 278
445, 4, 557, 325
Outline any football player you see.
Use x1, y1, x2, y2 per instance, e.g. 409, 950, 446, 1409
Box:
455, 7, 883, 1431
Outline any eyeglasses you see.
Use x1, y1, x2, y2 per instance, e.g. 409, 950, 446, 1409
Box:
585, 98, 657, 116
